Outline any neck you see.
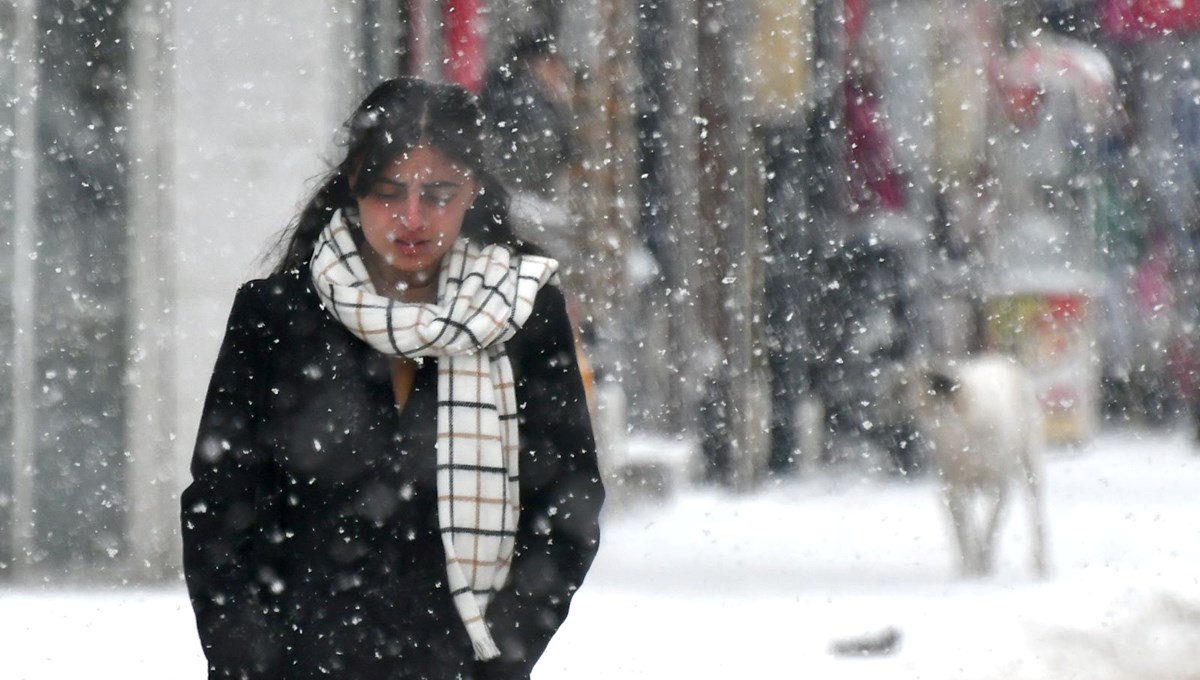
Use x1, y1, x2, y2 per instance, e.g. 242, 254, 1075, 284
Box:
362, 251, 439, 303
395, 276, 438, 303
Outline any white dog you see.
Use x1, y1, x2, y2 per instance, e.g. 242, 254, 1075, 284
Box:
910, 355, 1048, 577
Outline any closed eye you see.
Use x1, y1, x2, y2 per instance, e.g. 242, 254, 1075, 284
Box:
369, 185, 407, 202
421, 191, 456, 208
367, 180, 464, 207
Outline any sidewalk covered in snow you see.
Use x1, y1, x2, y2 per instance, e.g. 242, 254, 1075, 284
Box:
4, 430, 1199, 679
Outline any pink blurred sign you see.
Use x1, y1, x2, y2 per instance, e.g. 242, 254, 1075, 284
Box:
1102, 0, 1200, 41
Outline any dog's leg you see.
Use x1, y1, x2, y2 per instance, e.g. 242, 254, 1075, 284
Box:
944, 484, 979, 576
980, 481, 1010, 575
1022, 447, 1048, 577
1020, 375, 1049, 577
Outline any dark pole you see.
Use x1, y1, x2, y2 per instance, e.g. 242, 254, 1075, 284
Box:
696, 0, 758, 488
801, 0, 850, 464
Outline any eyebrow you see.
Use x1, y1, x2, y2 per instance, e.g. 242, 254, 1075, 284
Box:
373, 179, 463, 189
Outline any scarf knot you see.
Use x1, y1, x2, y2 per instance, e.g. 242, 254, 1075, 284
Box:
310, 213, 558, 659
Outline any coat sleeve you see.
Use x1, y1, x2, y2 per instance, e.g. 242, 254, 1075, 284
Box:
180, 282, 285, 678
479, 286, 606, 680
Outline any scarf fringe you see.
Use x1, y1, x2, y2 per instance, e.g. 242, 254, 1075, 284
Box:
470, 627, 502, 661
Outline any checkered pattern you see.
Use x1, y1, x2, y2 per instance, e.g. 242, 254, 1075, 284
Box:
310, 213, 558, 659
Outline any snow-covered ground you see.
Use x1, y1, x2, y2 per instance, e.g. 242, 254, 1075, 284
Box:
3, 429, 1200, 679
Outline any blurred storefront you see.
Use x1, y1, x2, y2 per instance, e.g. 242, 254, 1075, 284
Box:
795, 0, 1121, 451
983, 31, 1119, 444
1099, 0, 1200, 428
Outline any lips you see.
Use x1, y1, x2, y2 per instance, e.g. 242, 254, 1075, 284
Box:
393, 239, 429, 256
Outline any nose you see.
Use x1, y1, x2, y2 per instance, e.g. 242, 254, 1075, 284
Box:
395, 193, 423, 232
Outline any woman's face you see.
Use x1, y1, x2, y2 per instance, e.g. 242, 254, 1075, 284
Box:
356, 144, 478, 288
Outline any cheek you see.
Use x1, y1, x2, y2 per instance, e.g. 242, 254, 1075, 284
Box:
433, 206, 469, 238
360, 199, 396, 222
366, 194, 415, 221
356, 202, 395, 243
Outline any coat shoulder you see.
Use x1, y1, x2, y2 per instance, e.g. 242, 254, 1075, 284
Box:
512, 285, 571, 350
241, 266, 317, 300
236, 267, 323, 318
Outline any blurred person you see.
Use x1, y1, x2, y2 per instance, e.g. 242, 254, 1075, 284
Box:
479, 30, 578, 263
180, 77, 604, 680
480, 30, 575, 200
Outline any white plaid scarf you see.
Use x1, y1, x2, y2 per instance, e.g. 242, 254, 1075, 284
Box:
310, 213, 558, 659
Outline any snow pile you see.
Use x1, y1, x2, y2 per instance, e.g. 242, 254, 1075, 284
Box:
2, 430, 1199, 679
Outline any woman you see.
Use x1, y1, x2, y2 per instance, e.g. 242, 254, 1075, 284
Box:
181, 77, 604, 680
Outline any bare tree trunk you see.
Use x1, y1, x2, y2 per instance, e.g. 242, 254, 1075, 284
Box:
566, 0, 637, 364
695, 0, 761, 488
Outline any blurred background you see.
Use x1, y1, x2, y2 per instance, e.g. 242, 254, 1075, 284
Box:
3, 0, 1200, 677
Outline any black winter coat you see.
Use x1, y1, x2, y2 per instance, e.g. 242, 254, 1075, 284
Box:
181, 267, 604, 680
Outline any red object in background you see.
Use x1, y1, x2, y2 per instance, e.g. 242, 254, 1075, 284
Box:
1000, 82, 1044, 129
1047, 295, 1085, 322
1133, 229, 1173, 317
441, 0, 486, 92
1169, 337, 1200, 403
1101, 0, 1200, 40
844, 0, 870, 45
843, 78, 907, 213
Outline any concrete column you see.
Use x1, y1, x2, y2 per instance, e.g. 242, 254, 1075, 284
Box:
125, 0, 177, 580
0, 0, 15, 574
9, 0, 39, 578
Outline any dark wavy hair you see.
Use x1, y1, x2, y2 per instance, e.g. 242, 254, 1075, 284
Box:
272, 77, 541, 274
